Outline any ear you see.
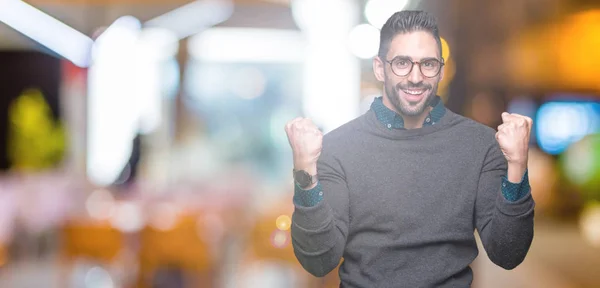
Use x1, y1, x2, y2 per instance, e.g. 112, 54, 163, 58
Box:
373, 56, 385, 82
439, 58, 445, 81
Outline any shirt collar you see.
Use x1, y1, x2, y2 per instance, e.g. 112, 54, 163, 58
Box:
370, 95, 446, 129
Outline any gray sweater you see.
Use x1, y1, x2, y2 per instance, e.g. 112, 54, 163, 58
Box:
291, 108, 535, 287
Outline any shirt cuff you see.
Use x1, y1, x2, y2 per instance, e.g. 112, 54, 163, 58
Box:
501, 169, 531, 202
293, 181, 323, 207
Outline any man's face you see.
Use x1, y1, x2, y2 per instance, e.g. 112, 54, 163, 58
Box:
374, 31, 443, 117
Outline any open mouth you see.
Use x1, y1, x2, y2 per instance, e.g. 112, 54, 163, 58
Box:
400, 88, 428, 102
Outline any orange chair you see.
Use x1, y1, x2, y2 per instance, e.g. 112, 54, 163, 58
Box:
238, 199, 342, 288
0, 243, 7, 268
61, 221, 124, 262
59, 220, 126, 286
137, 213, 220, 288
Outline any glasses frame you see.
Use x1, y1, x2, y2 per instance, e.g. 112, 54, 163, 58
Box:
386, 57, 445, 78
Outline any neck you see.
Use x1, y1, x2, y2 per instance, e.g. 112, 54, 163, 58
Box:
382, 95, 432, 129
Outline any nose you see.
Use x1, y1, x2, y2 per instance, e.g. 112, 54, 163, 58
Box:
407, 63, 424, 83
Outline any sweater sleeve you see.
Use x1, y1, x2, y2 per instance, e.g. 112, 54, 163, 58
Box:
474, 141, 535, 270
290, 145, 349, 277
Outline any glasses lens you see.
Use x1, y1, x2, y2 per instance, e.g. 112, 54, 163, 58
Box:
391, 58, 412, 76
420, 59, 442, 77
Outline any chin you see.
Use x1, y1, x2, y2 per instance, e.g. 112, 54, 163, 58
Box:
397, 92, 431, 116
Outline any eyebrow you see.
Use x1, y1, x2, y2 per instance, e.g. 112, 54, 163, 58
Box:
390, 55, 439, 62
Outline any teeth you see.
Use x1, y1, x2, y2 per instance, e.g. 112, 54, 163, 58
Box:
403, 90, 424, 95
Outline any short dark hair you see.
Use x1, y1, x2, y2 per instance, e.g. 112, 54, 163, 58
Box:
378, 10, 442, 60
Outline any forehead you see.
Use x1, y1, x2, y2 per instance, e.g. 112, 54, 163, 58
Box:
386, 31, 439, 60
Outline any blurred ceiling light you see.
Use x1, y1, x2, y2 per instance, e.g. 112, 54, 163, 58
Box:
0, 0, 93, 67
291, 0, 357, 33
145, 0, 233, 40
87, 16, 142, 187
348, 24, 380, 59
133, 28, 177, 135
136, 27, 179, 61
291, 0, 360, 133
364, 0, 410, 29
188, 28, 306, 63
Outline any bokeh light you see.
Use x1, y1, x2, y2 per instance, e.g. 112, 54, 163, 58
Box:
536, 102, 600, 155
85, 189, 116, 220
562, 134, 600, 199
84, 266, 115, 288
109, 202, 144, 233
437, 37, 454, 99
270, 230, 289, 249
527, 148, 559, 212
229, 67, 267, 100
197, 212, 226, 245
148, 202, 180, 231
275, 215, 291, 231
440, 37, 450, 60
364, 0, 410, 29
348, 24, 380, 59
579, 201, 600, 248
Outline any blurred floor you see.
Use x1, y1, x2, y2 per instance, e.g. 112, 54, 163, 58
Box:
0, 218, 598, 287
473, 218, 600, 288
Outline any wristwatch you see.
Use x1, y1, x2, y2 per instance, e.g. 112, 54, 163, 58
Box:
293, 169, 317, 189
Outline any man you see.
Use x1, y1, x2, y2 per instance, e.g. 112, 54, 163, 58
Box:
284, 10, 534, 288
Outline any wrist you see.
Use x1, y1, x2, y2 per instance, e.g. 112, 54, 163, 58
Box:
293, 160, 318, 175
507, 161, 527, 183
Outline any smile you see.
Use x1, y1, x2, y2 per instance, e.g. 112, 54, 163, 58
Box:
401, 89, 427, 95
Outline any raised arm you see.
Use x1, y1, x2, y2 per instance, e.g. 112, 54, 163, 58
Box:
285, 117, 349, 277
475, 112, 535, 269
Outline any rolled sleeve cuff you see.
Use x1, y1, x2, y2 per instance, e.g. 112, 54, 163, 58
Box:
293, 181, 324, 207
501, 169, 531, 202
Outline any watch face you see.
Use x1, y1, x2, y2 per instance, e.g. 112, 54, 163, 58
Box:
294, 170, 312, 188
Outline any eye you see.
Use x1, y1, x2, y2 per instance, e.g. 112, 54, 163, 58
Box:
422, 60, 438, 69
394, 59, 410, 67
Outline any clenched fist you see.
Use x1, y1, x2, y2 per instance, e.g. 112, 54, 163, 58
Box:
496, 112, 532, 165
285, 117, 323, 172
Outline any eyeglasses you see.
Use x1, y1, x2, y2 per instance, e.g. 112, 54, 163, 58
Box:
386, 57, 444, 78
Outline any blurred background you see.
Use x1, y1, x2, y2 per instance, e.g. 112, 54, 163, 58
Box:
0, 0, 599, 287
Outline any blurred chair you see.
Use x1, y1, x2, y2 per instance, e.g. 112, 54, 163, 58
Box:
0, 243, 7, 268
59, 220, 125, 287
237, 199, 340, 288
136, 213, 219, 288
